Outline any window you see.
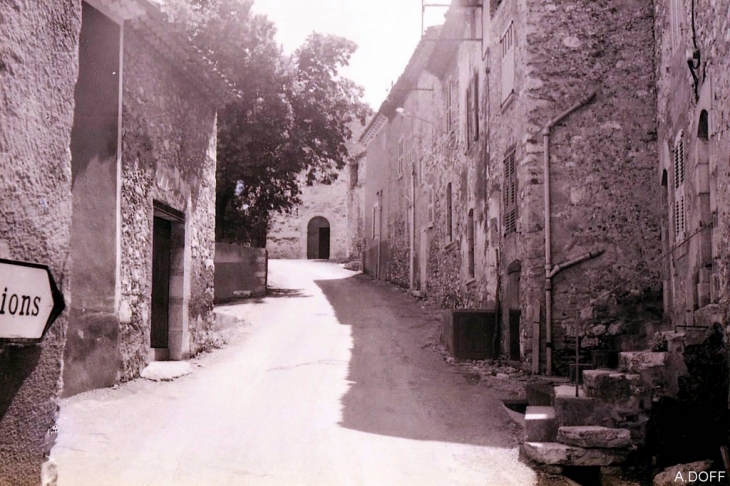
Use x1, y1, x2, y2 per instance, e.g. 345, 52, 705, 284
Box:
500, 21, 515, 105
669, 0, 683, 51
673, 131, 686, 241
372, 205, 377, 239
504, 150, 517, 235
428, 187, 435, 226
490, 0, 505, 16
397, 138, 404, 176
444, 78, 458, 134
467, 209, 475, 277
446, 182, 453, 241
466, 72, 479, 150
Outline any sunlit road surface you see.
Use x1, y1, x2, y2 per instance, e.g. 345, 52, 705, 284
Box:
53, 259, 536, 486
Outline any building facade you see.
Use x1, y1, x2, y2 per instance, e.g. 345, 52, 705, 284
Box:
0, 3, 79, 483
0, 1, 234, 482
267, 129, 367, 262
362, 1, 663, 375
62, 0, 233, 397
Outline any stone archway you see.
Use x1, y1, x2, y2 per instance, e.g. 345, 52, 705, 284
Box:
307, 216, 330, 259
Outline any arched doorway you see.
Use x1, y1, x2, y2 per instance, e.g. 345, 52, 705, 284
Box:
307, 216, 330, 259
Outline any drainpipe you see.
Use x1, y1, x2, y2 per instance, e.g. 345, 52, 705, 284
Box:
542, 90, 596, 375
377, 190, 383, 279
409, 169, 416, 290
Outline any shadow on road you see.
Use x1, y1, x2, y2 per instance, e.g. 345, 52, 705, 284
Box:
234, 287, 308, 306
316, 274, 518, 448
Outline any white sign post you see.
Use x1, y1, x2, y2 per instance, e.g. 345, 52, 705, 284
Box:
0, 259, 65, 344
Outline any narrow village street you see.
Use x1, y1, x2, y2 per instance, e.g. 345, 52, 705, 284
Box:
52, 260, 536, 486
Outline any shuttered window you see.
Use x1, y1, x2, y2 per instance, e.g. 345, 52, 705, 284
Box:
504, 150, 517, 235
428, 187, 435, 226
669, 0, 683, 51
398, 139, 404, 176
444, 78, 458, 135
673, 131, 686, 241
446, 182, 453, 241
500, 21, 515, 105
466, 72, 479, 150
467, 209, 475, 277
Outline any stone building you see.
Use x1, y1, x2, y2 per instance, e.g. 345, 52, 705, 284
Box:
1, 3, 79, 483
362, 1, 662, 375
266, 169, 352, 260
61, 0, 235, 397
650, 0, 730, 467
0, 1, 233, 482
267, 130, 367, 261
363, 0, 730, 471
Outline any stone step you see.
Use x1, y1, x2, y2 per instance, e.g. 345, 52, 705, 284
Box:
590, 350, 619, 369
557, 426, 632, 449
554, 395, 615, 428
619, 351, 667, 373
526, 382, 554, 406
522, 442, 629, 466
524, 406, 558, 442
582, 369, 640, 402
611, 334, 647, 352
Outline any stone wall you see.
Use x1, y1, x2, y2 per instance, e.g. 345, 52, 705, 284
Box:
117, 28, 218, 380
267, 126, 366, 262
654, 0, 730, 328
267, 170, 351, 260
214, 244, 267, 302
489, 0, 661, 374
347, 154, 367, 259
0, 2, 80, 484
654, 0, 730, 420
363, 0, 663, 374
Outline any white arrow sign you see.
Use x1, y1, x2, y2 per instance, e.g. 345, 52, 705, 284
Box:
0, 259, 65, 343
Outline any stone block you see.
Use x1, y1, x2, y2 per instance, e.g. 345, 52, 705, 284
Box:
619, 351, 667, 373
591, 350, 619, 369
554, 396, 615, 428
653, 460, 713, 486
557, 426, 632, 449
525, 406, 558, 442
611, 334, 647, 352
522, 442, 628, 466
526, 382, 554, 406
583, 370, 639, 402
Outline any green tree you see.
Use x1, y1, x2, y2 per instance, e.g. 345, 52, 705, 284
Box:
165, 0, 369, 245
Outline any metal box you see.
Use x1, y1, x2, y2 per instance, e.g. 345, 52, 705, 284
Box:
441, 309, 498, 360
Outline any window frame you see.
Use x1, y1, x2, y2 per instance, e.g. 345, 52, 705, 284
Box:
503, 149, 517, 236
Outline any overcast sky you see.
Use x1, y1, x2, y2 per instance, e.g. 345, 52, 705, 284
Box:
250, 0, 446, 110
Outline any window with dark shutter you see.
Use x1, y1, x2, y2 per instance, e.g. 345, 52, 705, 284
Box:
466, 72, 479, 151
446, 182, 453, 241
398, 138, 404, 176
504, 150, 517, 235
467, 209, 475, 277
428, 187, 435, 226
673, 131, 686, 241
444, 78, 458, 135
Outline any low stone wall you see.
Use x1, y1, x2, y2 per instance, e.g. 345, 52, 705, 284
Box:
214, 244, 267, 303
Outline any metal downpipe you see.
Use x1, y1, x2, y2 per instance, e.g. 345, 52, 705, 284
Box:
542, 90, 596, 376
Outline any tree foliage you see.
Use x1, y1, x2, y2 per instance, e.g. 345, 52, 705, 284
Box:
165, 0, 370, 245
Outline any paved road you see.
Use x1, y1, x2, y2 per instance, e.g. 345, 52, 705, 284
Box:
53, 260, 536, 486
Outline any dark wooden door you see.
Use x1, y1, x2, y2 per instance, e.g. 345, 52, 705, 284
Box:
151, 217, 171, 349
509, 310, 521, 361
318, 227, 330, 259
